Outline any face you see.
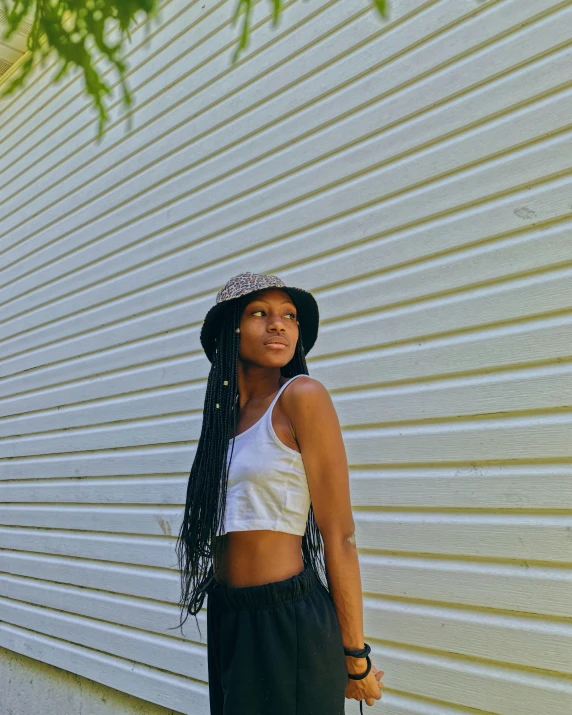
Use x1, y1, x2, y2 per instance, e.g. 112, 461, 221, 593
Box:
238, 288, 299, 368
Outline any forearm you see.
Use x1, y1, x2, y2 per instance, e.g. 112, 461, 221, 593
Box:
323, 533, 367, 674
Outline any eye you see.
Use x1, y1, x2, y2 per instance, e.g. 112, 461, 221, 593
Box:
250, 309, 297, 319
250, 308, 297, 320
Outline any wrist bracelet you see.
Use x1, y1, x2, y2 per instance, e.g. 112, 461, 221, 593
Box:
344, 642, 371, 675
343, 643, 372, 715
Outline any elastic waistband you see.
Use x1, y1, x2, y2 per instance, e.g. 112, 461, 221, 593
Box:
207, 563, 318, 611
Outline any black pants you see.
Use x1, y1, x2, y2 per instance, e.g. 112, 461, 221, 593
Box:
206, 563, 348, 715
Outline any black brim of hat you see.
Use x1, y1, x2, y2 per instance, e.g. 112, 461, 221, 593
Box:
200, 286, 319, 363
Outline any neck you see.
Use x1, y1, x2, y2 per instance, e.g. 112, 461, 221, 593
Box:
236, 363, 286, 407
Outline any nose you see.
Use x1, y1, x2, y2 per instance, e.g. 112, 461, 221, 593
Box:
267, 312, 286, 332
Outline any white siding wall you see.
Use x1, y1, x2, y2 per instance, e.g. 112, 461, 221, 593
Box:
1, 1, 571, 714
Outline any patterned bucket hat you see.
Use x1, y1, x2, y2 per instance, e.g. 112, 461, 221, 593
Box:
200, 272, 319, 362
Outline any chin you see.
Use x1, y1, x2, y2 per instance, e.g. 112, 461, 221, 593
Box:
257, 351, 295, 368
269, 356, 293, 368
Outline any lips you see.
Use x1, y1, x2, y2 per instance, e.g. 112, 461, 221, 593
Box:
264, 338, 288, 346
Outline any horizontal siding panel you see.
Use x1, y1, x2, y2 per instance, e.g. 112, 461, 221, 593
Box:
0, 180, 570, 368
0, 474, 188, 496
4, 148, 569, 370
0, 386, 206, 436
343, 413, 572, 462
3, 409, 572, 472
368, 642, 572, 715
362, 597, 572, 674
4, 362, 572, 441
0, 0, 385, 239
314, 313, 572, 389
2, 551, 180, 603
354, 513, 572, 563
0, 447, 193, 480
0, 0, 175, 130
360, 554, 572, 618
333, 365, 572, 423
2, 509, 571, 563
2, 505, 184, 534
0, 528, 177, 568
364, 695, 495, 715
2, 0, 570, 710
0, 629, 493, 715
0, 573, 204, 643
3, 3, 564, 249
2, 138, 571, 369
0, 0, 365, 179
0, 0, 276, 161
4, 411, 572, 463
1, 4, 569, 311
2, 575, 570, 675
349, 466, 572, 510
0, 623, 208, 715
2, 465, 572, 509
2, 308, 571, 411
4, 549, 570, 619
4, 412, 572, 475
0, 597, 207, 680
0, 352, 206, 408
318, 265, 572, 355
315, 222, 572, 322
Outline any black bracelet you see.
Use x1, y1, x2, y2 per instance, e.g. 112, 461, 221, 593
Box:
344, 642, 372, 680
344, 644, 372, 715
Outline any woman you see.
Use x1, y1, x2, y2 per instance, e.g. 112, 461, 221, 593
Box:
174, 272, 384, 714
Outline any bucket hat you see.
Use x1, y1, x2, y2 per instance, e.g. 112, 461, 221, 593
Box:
200, 271, 319, 362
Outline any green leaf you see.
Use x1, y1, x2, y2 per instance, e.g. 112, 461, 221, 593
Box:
372, 0, 389, 19
0, 0, 390, 141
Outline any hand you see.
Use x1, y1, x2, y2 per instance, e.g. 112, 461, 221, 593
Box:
345, 657, 384, 707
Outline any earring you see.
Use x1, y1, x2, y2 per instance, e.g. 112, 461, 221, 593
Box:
235, 328, 241, 333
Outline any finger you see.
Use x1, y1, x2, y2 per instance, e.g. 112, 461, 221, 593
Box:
366, 698, 375, 706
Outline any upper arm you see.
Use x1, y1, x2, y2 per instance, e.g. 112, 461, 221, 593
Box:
282, 376, 355, 543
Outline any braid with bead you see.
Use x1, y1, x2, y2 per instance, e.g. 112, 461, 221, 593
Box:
170, 297, 328, 638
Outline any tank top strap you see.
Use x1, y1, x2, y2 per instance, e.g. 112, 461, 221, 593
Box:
264, 374, 311, 428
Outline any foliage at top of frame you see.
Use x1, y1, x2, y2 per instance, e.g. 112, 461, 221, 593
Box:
0, 0, 388, 143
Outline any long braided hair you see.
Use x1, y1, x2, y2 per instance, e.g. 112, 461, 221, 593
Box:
171, 295, 327, 638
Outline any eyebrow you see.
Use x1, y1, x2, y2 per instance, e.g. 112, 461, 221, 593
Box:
247, 298, 296, 308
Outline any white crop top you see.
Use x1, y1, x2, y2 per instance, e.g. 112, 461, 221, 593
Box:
216, 374, 313, 537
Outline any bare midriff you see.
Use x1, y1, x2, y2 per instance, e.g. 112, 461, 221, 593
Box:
213, 530, 304, 588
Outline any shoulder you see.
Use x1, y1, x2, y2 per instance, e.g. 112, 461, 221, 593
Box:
281, 375, 333, 413
280, 377, 342, 445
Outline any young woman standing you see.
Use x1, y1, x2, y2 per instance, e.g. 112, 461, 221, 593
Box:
174, 272, 384, 714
